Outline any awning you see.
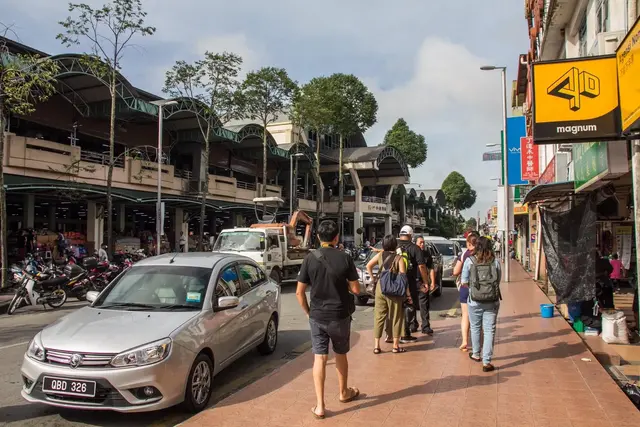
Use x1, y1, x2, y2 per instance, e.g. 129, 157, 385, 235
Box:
523, 181, 576, 205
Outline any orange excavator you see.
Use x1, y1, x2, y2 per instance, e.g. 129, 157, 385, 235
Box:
250, 210, 313, 249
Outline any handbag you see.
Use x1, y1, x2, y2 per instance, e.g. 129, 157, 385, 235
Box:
312, 250, 356, 315
379, 255, 408, 298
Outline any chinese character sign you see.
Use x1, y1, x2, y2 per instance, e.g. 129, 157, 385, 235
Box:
520, 137, 539, 181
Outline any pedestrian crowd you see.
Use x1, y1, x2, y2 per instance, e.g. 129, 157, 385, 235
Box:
296, 220, 503, 418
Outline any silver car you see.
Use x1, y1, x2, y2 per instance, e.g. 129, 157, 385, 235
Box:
20, 253, 281, 413
422, 237, 462, 283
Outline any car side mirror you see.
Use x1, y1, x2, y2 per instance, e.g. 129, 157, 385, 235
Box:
214, 296, 240, 312
86, 291, 99, 303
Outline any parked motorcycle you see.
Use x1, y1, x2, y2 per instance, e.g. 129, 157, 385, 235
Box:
6, 270, 68, 315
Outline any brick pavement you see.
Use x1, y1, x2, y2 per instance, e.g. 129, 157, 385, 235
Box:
182, 262, 640, 427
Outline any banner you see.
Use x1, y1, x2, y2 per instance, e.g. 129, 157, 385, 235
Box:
507, 116, 527, 186
520, 137, 539, 181
617, 16, 640, 132
540, 196, 596, 304
483, 151, 502, 161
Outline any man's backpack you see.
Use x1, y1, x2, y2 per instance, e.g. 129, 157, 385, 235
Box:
379, 254, 408, 298
468, 256, 501, 302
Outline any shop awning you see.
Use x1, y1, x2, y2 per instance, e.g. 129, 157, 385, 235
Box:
523, 181, 575, 205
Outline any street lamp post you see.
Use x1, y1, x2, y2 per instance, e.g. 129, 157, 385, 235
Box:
481, 65, 510, 282
151, 100, 178, 256
289, 152, 305, 218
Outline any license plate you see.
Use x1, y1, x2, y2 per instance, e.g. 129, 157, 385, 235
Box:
42, 376, 97, 397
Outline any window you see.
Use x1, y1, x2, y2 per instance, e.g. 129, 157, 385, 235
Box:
267, 234, 279, 249
238, 264, 266, 289
578, 16, 588, 56
637, 0, 640, 19
216, 265, 241, 298
596, 0, 609, 34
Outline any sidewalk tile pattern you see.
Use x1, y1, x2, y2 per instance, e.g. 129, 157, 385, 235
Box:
183, 262, 640, 427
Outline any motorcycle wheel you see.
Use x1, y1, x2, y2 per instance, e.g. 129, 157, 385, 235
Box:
47, 288, 68, 309
7, 293, 24, 315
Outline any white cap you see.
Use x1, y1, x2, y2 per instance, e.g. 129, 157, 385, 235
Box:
399, 225, 414, 236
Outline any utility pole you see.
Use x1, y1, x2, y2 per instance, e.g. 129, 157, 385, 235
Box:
338, 135, 344, 241
632, 140, 640, 326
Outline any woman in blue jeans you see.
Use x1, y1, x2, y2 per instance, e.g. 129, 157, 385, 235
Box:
461, 236, 501, 372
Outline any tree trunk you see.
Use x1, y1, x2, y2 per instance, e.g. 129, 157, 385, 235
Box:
262, 122, 268, 197
0, 98, 7, 288
198, 134, 209, 252
315, 129, 321, 236
106, 73, 116, 255
338, 134, 344, 242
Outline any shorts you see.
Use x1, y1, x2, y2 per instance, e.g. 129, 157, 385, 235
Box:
309, 316, 352, 355
459, 285, 469, 304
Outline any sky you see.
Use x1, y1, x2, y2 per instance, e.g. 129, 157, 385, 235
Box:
3, 0, 530, 219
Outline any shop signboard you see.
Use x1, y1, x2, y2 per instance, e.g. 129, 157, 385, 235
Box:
514, 185, 532, 202
507, 117, 527, 186
483, 151, 502, 161
513, 204, 528, 215
363, 203, 388, 214
616, 16, 640, 132
572, 141, 629, 192
538, 156, 556, 184
491, 206, 497, 218
520, 137, 539, 181
532, 56, 621, 143
614, 225, 633, 270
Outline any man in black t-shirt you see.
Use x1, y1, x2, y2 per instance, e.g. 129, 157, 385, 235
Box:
397, 225, 430, 343
297, 220, 361, 419
416, 236, 437, 335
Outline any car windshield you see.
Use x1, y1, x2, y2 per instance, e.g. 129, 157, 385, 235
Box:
94, 266, 213, 310
213, 231, 264, 252
434, 242, 455, 256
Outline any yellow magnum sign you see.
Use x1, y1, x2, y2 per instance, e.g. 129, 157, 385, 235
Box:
532, 56, 621, 144
617, 16, 640, 132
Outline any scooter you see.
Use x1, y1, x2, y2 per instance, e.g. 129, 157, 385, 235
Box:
6, 270, 68, 315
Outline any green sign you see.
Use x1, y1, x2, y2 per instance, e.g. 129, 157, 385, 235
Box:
573, 142, 608, 191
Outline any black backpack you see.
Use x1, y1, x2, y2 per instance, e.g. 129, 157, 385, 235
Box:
468, 256, 501, 302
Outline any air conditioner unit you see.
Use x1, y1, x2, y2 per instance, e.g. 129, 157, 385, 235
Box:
591, 31, 626, 55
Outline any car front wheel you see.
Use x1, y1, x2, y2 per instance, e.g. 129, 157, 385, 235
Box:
182, 353, 213, 413
433, 275, 443, 297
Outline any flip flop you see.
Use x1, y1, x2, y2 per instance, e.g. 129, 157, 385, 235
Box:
311, 406, 325, 419
392, 347, 407, 353
469, 353, 481, 362
339, 387, 360, 403
373, 348, 381, 354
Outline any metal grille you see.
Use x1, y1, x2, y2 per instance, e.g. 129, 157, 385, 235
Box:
45, 349, 115, 368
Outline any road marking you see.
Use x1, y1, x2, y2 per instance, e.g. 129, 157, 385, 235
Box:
0, 341, 29, 351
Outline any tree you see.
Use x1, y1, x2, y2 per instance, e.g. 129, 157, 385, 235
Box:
324, 73, 378, 239
291, 77, 335, 223
465, 217, 477, 231
164, 52, 243, 250
58, 0, 156, 253
382, 118, 427, 168
240, 67, 297, 197
441, 171, 477, 213
0, 30, 59, 287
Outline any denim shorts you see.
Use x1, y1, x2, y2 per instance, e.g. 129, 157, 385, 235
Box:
309, 316, 352, 355
459, 285, 470, 304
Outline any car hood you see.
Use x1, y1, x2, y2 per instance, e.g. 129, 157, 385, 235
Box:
40, 307, 198, 354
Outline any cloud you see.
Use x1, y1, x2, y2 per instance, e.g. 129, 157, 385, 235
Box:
364, 37, 504, 216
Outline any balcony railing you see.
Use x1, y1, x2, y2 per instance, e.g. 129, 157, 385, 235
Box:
362, 196, 387, 204
237, 180, 256, 191
80, 150, 125, 168
174, 169, 192, 180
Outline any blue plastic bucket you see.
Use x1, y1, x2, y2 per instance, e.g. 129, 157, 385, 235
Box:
540, 304, 554, 318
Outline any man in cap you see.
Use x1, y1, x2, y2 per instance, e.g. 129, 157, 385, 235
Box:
397, 225, 430, 342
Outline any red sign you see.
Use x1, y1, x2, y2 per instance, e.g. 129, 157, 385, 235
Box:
538, 156, 556, 184
520, 137, 539, 181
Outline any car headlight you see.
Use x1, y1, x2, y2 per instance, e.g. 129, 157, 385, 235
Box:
110, 338, 171, 368
27, 334, 45, 362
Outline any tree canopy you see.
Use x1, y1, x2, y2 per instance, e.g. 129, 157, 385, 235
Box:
441, 171, 477, 212
382, 118, 427, 168
465, 217, 478, 230
325, 73, 378, 137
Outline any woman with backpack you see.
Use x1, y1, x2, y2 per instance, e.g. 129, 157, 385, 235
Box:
452, 232, 478, 352
461, 236, 502, 372
367, 235, 410, 354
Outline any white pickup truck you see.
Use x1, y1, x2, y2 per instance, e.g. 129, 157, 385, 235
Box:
212, 211, 314, 283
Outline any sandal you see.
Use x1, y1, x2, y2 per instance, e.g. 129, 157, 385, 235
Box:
373, 348, 381, 354
339, 387, 360, 403
469, 353, 481, 362
311, 406, 325, 419
392, 347, 407, 353
483, 364, 495, 372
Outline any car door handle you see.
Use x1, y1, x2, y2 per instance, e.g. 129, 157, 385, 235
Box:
266, 290, 273, 296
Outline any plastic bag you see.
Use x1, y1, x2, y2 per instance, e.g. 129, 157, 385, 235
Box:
601, 310, 629, 344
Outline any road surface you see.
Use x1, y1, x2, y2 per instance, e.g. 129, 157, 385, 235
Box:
0, 285, 460, 427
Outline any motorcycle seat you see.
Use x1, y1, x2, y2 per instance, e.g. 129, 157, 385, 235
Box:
38, 276, 68, 288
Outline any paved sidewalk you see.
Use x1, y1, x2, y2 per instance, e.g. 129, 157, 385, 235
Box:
182, 262, 640, 427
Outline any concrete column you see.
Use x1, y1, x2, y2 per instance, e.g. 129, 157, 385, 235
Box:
23, 194, 35, 228
353, 211, 363, 246
385, 215, 392, 236
48, 205, 57, 231
118, 205, 126, 233
87, 201, 104, 253
350, 168, 362, 211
